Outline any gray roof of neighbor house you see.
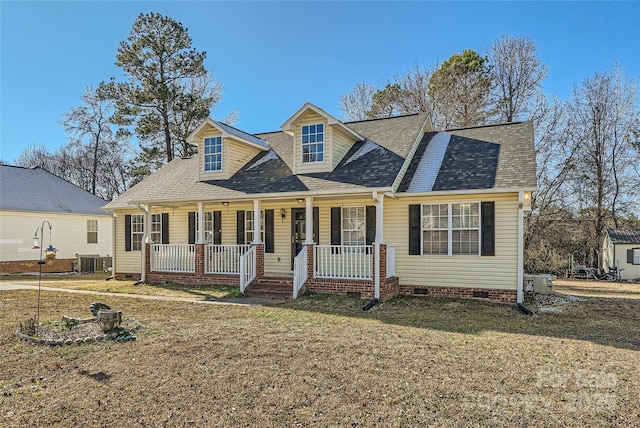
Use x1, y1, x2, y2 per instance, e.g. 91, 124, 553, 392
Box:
607, 229, 640, 244
399, 121, 537, 192
103, 113, 537, 210
0, 165, 107, 215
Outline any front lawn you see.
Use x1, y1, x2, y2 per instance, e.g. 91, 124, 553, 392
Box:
1, 289, 638, 426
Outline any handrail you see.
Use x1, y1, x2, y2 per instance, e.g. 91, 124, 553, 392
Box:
314, 245, 373, 280
205, 244, 251, 274
150, 244, 195, 273
293, 246, 308, 298
239, 246, 256, 293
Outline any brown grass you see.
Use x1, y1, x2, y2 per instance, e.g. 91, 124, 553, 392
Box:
1, 284, 639, 426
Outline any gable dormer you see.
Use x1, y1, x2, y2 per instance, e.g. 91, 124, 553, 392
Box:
281, 103, 364, 174
187, 118, 269, 181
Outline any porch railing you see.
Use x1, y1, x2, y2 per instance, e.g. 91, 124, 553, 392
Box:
293, 246, 308, 298
150, 244, 195, 273
239, 246, 256, 293
205, 244, 251, 274
386, 246, 396, 278
314, 245, 372, 280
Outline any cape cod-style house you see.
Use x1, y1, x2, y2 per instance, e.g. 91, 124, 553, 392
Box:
102, 103, 536, 303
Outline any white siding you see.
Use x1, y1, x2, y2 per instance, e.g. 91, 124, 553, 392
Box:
0, 210, 112, 262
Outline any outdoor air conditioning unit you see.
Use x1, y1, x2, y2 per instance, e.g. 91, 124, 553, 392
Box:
76, 255, 113, 273
533, 274, 553, 294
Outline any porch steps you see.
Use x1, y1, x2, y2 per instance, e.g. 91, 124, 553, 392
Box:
245, 276, 296, 299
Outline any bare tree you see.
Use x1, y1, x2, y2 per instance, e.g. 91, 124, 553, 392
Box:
340, 82, 376, 121
61, 86, 118, 195
15, 144, 55, 170
489, 35, 548, 123
564, 67, 640, 264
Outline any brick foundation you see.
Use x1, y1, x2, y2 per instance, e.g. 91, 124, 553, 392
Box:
0, 258, 75, 274
398, 284, 517, 303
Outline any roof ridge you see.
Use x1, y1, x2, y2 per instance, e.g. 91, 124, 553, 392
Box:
443, 120, 526, 132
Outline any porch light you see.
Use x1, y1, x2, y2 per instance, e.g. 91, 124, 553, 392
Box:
280, 208, 286, 222
221, 201, 229, 206
296, 198, 305, 204
523, 192, 532, 212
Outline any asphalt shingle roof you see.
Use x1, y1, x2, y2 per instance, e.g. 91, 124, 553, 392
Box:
399, 121, 536, 192
103, 112, 537, 210
607, 229, 640, 244
0, 165, 106, 215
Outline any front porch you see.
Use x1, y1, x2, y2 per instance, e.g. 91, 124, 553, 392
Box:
144, 243, 399, 300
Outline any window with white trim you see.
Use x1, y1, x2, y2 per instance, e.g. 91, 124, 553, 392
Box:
422, 202, 480, 255
195, 212, 215, 244
634, 248, 640, 265
301, 124, 324, 163
150, 214, 162, 244
87, 219, 98, 244
342, 207, 365, 245
245, 210, 265, 244
131, 214, 144, 251
204, 136, 222, 171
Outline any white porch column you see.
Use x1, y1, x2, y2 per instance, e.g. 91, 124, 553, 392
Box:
305, 197, 314, 244
374, 192, 384, 243
197, 202, 205, 244
140, 204, 150, 283
252, 199, 261, 244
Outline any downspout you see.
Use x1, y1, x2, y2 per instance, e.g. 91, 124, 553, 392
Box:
106, 211, 116, 280
135, 204, 149, 285
364, 192, 383, 310
517, 191, 532, 315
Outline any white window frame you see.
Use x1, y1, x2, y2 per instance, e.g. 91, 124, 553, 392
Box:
150, 214, 163, 244
87, 219, 98, 244
634, 248, 640, 265
421, 202, 481, 256
301, 123, 324, 163
131, 214, 144, 251
204, 136, 222, 172
342, 206, 366, 246
245, 210, 265, 244
195, 211, 215, 244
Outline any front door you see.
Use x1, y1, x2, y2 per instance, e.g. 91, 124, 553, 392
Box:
291, 208, 306, 269
291, 207, 319, 269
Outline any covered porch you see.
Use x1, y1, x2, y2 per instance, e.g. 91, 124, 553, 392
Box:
138, 194, 399, 300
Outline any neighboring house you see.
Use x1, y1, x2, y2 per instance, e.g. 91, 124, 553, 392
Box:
103, 103, 536, 303
603, 229, 640, 281
0, 165, 112, 273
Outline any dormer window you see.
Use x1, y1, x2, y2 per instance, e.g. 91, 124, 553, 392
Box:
204, 137, 222, 171
302, 124, 324, 163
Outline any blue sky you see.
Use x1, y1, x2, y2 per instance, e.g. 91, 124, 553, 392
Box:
1, 1, 639, 163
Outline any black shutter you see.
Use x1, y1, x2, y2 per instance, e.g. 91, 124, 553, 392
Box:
313, 207, 319, 244
213, 211, 222, 245
188, 212, 196, 244
161, 213, 169, 244
629, 249, 635, 264
481, 202, 495, 256
265, 209, 274, 253
125, 214, 132, 251
408, 205, 421, 255
236, 211, 245, 245
331, 207, 341, 245
366, 205, 376, 245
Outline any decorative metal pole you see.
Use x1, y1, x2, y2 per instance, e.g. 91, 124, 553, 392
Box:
32, 221, 53, 335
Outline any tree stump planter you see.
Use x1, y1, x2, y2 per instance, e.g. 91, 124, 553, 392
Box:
97, 310, 122, 333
